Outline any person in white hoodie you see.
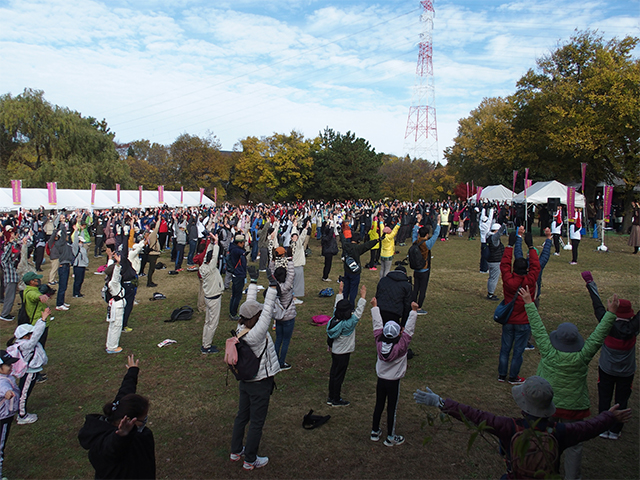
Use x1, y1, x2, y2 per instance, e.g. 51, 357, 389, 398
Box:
290, 219, 310, 305
9, 307, 50, 425
104, 254, 126, 354
229, 281, 280, 471
478, 206, 493, 273
370, 297, 419, 447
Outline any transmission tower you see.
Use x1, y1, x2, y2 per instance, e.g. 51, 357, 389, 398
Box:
403, 0, 438, 162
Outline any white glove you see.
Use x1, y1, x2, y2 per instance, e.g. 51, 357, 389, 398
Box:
413, 387, 443, 407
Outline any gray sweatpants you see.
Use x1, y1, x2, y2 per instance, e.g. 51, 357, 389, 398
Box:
487, 262, 500, 295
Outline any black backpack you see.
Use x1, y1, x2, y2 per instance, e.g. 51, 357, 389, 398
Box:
226, 330, 268, 381
167, 305, 194, 322
408, 239, 427, 270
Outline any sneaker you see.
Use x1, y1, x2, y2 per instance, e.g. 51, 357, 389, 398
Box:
243, 456, 269, 470
16, 413, 38, 425
280, 363, 291, 371
487, 294, 500, 301
331, 398, 350, 407
64, 303, 70, 307
200, 345, 219, 354
73, 294, 85, 298
139, 272, 147, 277
569, 262, 577, 265
370, 429, 382, 441
55, 305, 69, 311
106, 347, 123, 354
35, 372, 48, 383
122, 327, 133, 333
322, 278, 331, 282
369, 267, 377, 271
383, 435, 405, 447
599, 430, 611, 439
326, 398, 333, 406
417, 309, 428, 315
608, 431, 620, 440
293, 299, 304, 305
553, 252, 560, 256
147, 282, 158, 288
498, 375, 506, 383
176, 268, 184, 272
230, 446, 245, 461
229, 315, 240, 322
48, 281, 57, 285
0, 315, 15, 321
508, 376, 526, 385
525, 344, 535, 351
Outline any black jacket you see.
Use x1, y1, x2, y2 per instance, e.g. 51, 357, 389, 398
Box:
78, 368, 156, 479
375, 270, 412, 324
341, 235, 378, 273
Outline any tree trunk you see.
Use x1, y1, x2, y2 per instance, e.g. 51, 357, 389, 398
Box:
621, 187, 636, 235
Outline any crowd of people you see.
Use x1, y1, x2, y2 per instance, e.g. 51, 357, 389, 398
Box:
0, 197, 637, 478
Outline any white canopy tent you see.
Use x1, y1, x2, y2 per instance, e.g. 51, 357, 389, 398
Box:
0, 188, 214, 211
468, 184, 515, 203
512, 180, 586, 208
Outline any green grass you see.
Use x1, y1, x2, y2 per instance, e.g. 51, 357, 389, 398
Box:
4, 231, 639, 479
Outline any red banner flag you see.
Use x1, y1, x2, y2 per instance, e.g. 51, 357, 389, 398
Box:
47, 182, 57, 205
214, 187, 217, 204
116, 184, 121, 204
567, 187, 576, 221
581, 163, 587, 193
466, 182, 469, 199
199, 188, 204, 204
139, 186, 143, 205
476, 186, 483, 203
603, 186, 614, 223
512, 171, 518, 194
180, 186, 184, 204
11, 180, 21, 205
158, 185, 164, 204
524, 168, 529, 198
91, 183, 96, 205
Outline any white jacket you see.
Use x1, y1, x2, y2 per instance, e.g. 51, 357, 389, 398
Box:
16, 318, 48, 373
200, 244, 224, 298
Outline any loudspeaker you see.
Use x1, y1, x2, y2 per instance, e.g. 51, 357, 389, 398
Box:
547, 197, 561, 212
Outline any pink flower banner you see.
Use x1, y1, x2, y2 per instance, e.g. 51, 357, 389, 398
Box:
11, 180, 21, 205
47, 182, 57, 205
603, 186, 614, 223
567, 187, 576, 221
158, 185, 164, 204
91, 183, 96, 205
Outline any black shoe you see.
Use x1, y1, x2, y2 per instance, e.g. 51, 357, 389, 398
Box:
140, 272, 147, 277
73, 294, 84, 298
487, 294, 500, 301
147, 282, 158, 288
35, 372, 48, 383
280, 363, 292, 371
331, 398, 350, 407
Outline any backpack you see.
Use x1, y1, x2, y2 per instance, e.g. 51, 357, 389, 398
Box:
101, 283, 124, 304
16, 302, 37, 326
509, 422, 559, 479
167, 305, 194, 322
6, 344, 30, 378
273, 297, 292, 321
343, 255, 361, 274
408, 240, 427, 270
225, 329, 268, 381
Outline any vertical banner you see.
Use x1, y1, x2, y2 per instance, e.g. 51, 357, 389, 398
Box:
116, 184, 121, 204
11, 180, 21, 205
214, 187, 217, 204
466, 182, 469, 200
199, 188, 204, 204
524, 168, 529, 198
180, 186, 184, 204
47, 182, 57, 205
581, 163, 587, 193
158, 185, 164, 204
525, 179, 533, 191
476, 186, 483, 203
139, 185, 143, 206
603, 186, 614, 223
567, 187, 576, 221
512, 170, 518, 194
91, 183, 96, 205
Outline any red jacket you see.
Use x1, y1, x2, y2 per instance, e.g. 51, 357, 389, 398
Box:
500, 246, 540, 325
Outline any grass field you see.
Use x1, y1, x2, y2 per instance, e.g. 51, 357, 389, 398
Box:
4, 230, 639, 479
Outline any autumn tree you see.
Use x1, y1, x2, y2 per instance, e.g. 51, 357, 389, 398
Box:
0, 88, 131, 188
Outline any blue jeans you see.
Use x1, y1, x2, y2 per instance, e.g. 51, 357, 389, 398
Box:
342, 271, 360, 308
72, 266, 85, 296
230, 275, 244, 317
275, 318, 295, 366
498, 323, 530, 379
187, 239, 197, 265
56, 263, 70, 307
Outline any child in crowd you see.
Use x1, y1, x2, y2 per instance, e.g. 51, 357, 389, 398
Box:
326, 282, 366, 407
370, 297, 419, 446
0, 350, 20, 479
104, 253, 126, 354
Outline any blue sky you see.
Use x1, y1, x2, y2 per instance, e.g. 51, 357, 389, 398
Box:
1, 0, 638, 161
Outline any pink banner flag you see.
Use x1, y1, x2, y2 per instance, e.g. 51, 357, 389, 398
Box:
199, 188, 204, 204
512, 171, 518, 194
466, 182, 469, 199
11, 180, 21, 205
476, 186, 483, 202
91, 183, 96, 205
525, 179, 533, 190
581, 163, 587, 193
47, 182, 57, 205
139, 186, 143, 205
603, 185, 614, 223
524, 168, 529, 198
158, 185, 164, 204
180, 186, 184, 204
567, 187, 576, 221
214, 187, 217, 204
116, 184, 121, 204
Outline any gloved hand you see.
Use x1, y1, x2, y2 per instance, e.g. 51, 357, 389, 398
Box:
413, 387, 443, 407
248, 265, 259, 283
508, 231, 517, 247
524, 233, 533, 249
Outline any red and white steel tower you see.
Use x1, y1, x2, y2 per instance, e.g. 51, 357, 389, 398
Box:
403, 0, 438, 162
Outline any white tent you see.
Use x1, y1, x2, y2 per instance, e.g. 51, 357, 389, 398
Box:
468, 184, 515, 203
0, 188, 214, 211
512, 180, 585, 208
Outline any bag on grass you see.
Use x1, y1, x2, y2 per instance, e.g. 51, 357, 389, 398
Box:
302, 409, 331, 430
225, 329, 268, 381
312, 315, 331, 326
166, 305, 193, 322
318, 288, 334, 297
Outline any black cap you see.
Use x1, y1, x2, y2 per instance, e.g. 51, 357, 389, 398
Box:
0, 350, 18, 366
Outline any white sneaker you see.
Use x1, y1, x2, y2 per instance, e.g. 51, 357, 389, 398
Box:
599, 430, 611, 439
230, 446, 245, 461
383, 435, 405, 447
608, 431, 620, 440
55, 305, 69, 311
64, 303, 70, 307
294, 299, 304, 305
17, 413, 38, 424
243, 456, 269, 470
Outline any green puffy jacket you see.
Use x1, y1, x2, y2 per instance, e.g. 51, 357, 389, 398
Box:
526, 303, 615, 412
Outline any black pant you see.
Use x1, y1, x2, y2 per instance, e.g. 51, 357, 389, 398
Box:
94, 235, 104, 256
139, 252, 149, 275
159, 232, 168, 250
147, 256, 158, 286
553, 233, 561, 253
34, 246, 45, 271
372, 377, 400, 438
231, 377, 274, 463
598, 367, 634, 434
413, 269, 430, 308
571, 238, 580, 263
322, 254, 333, 280
328, 352, 350, 402
72, 266, 85, 296
0, 415, 13, 478
367, 248, 380, 268
122, 282, 137, 328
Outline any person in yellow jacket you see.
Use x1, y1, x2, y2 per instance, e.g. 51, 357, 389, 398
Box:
365, 218, 380, 271
379, 222, 400, 278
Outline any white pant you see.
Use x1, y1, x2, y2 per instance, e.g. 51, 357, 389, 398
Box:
106, 299, 125, 351
202, 296, 222, 348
